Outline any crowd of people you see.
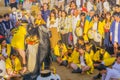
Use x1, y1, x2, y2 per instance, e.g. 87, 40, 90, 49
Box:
0, 0, 120, 80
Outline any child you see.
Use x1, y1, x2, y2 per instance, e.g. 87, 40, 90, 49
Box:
93, 46, 116, 67
54, 40, 68, 66
85, 43, 94, 60
71, 45, 94, 74
97, 64, 120, 80
6, 53, 22, 78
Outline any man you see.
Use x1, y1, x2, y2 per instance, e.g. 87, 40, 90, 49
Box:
97, 64, 120, 80
110, 12, 120, 55
41, 3, 50, 22
0, 15, 6, 37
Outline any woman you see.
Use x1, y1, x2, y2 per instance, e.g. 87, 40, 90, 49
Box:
103, 12, 113, 53
11, 20, 28, 74
47, 10, 60, 49
59, 10, 69, 46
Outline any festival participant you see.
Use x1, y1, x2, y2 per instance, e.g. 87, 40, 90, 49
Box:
0, 15, 6, 37
4, 0, 9, 7
68, 1, 77, 15
72, 9, 80, 45
71, 45, 94, 74
41, 3, 50, 22
93, 46, 116, 67
110, 12, 120, 55
58, 0, 65, 10
75, 12, 86, 37
9, 0, 18, 9
54, 40, 68, 66
59, 10, 69, 46
87, 0, 94, 12
6, 53, 22, 78
85, 43, 94, 60
11, 20, 28, 74
3, 13, 14, 43
47, 10, 60, 49
97, 64, 120, 80
87, 14, 104, 47
23, 0, 32, 11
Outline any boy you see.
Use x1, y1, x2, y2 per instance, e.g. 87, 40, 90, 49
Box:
71, 45, 94, 74
54, 40, 68, 66
97, 64, 120, 80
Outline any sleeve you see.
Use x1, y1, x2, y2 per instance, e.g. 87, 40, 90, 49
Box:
46, 17, 50, 28
105, 72, 111, 80
110, 22, 114, 36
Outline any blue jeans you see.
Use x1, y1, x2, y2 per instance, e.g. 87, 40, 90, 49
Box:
4, 0, 9, 6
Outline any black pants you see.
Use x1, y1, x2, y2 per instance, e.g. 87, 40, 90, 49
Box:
61, 33, 69, 46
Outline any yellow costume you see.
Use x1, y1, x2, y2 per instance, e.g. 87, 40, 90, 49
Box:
68, 49, 80, 64
35, 19, 46, 26
54, 44, 67, 61
11, 25, 27, 50
0, 44, 11, 57
87, 50, 94, 60
6, 57, 22, 73
83, 52, 94, 73
93, 50, 116, 66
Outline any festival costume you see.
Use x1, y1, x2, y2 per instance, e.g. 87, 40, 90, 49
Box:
11, 25, 26, 50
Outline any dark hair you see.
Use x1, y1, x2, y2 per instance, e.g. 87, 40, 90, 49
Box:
4, 13, 9, 18
113, 12, 120, 17
93, 14, 99, 18
61, 10, 67, 17
117, 53, 120, 58
80, 12, 86, 16
57, 40, 63, 45
78, 36, 84, 41
97, 64, 106, 71
0, 38, 6, 44
78, 45, 85, 50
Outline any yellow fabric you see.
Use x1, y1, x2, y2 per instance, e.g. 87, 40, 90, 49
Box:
83, 20, 90, 41
6, 57, 22, 72
0, 44, 11, 57
68, 49, 80, 64
11, 25, 27, 50
84, 52, 94, 73
93, 50, 111, 62
103, 57, 116, 66
35, 19, 46, 25
87, 50, 94, 60
54, 44, 68, 60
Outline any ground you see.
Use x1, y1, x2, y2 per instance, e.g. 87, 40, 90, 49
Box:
0, 1, 100, 80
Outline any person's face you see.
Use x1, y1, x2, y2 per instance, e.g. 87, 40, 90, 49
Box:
114, 16, 120, 22
106, 14, 111, 20
50, 13, 55, 17
5, 16, 10, 21
0, 18, 3, 22
81, 15, 85, 20
62, 12, 66, 17
37, 14, 42, 19
94, 16, 99, 22
78, 49, 84, 55
89, 11, 94, 17
115, 7, 119, 12
1, 40, 7, 47
58, 11, 62, 17
86, 45, 90, 51
43, 4, 48, 10
117, 56, 120, 64
78, 40, 84, 45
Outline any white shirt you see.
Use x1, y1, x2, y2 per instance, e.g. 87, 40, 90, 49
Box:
114, 22, 119, 42
103, 1, 110, 12
80, 55, 86, 66
112, 62, 120, 73
92, 22, 98, 31
102, 68, 120, 80
87, 1, 94, 12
